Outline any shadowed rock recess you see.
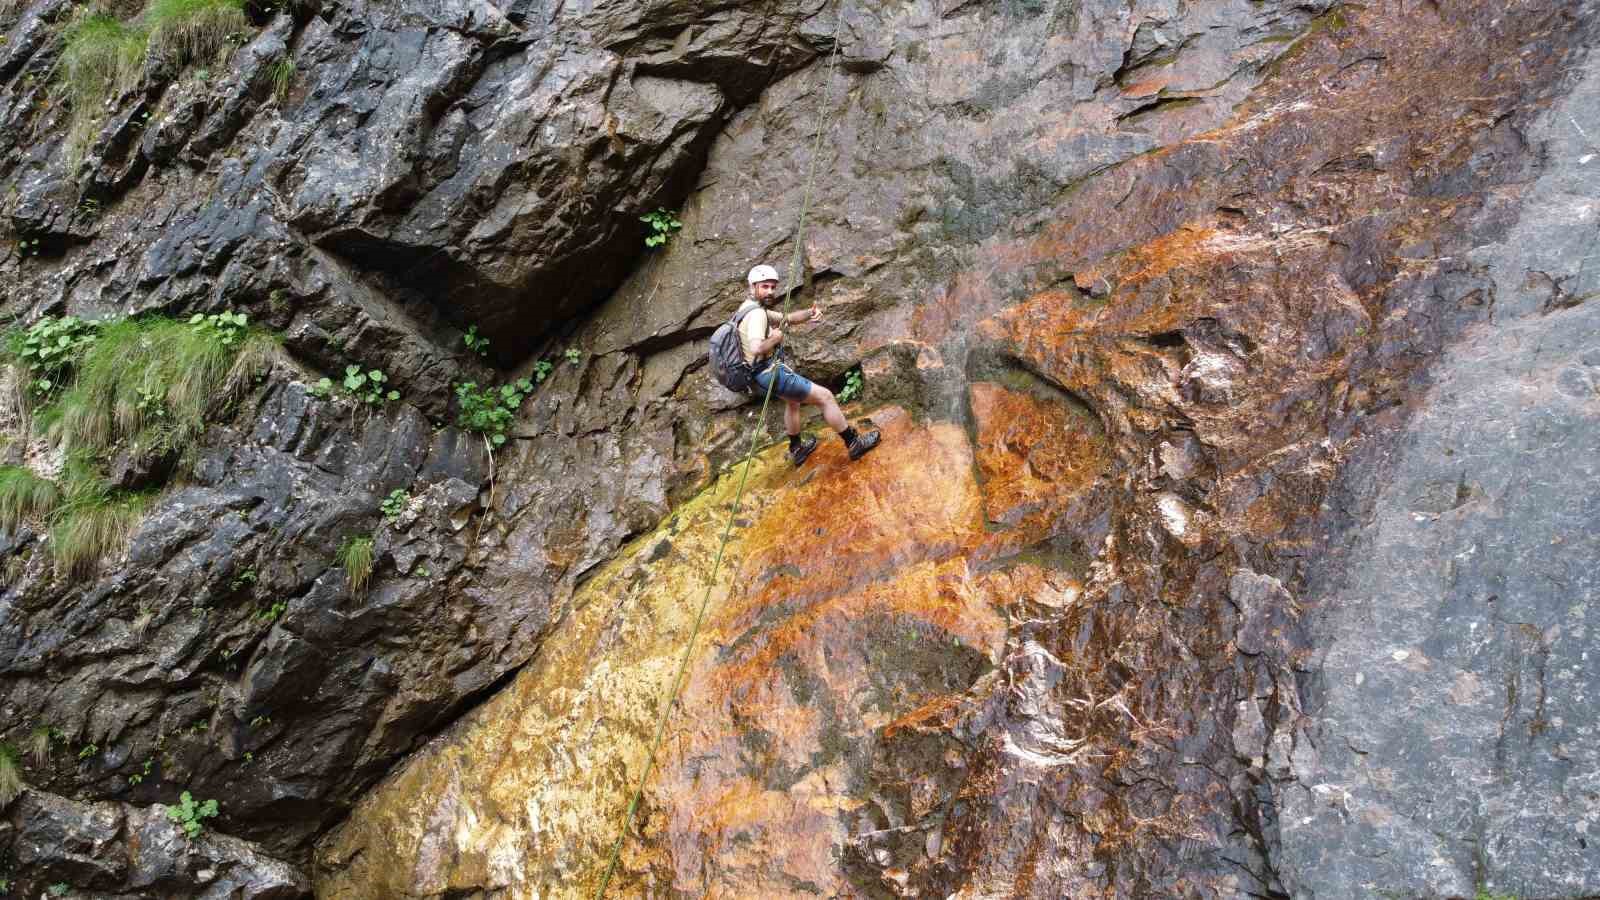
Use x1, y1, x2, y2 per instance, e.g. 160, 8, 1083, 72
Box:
2, 0, 1598, 895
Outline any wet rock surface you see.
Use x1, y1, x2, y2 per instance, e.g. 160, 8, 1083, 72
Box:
1, 0, 1598, 895
6, 789, 308, 898
319, 0, 1600, 893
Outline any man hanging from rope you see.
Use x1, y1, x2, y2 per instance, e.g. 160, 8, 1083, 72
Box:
739, 264, 880, 466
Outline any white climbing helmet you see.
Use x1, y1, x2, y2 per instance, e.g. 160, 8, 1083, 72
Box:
747, 264, 780, 285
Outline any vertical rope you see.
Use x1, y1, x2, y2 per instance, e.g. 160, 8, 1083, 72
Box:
592, 3, 851, 896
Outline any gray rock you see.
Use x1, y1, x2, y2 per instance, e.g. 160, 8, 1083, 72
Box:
2, 789, 308, 898
1277, 40, 1600, 899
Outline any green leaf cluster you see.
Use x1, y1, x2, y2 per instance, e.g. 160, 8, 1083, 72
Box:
640, 208, 682, 248
342, 366, 398, 405
462, 325, 489, 357
455, 378, 534, 447
380, 488, 409, 522
837, 366, 864, 404
164, 790, 219, 839
188, 311, 248, 349
4, 315, 100, 395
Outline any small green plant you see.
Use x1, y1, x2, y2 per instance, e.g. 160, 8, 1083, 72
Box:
189, 311, 248, 349
380, 489, 409, 522
0, 466, 61, 532
127, 756, 153, 786
77, 742, 97, 760
563, 347, 582, 365
164, 790, 219, 839
257, 600, 287, 623
342, 366, 397, 404
0, 743, 22, 806
532, 359, 553, 383
135, 385, 166, 418
76, 197, 101, 218
48, 884, 68, 897
249, 715, 271, 728
413, 564, 431, 578
307, 377, 333, 399
230, 568, 257, 591
836, 366, 864, 404
242, 751, 254, 763
270, 55, 294, 103
640, 208, 682, 248
16, 236, 41, 258
462, 325, 489, 357
455, 378, 535, 447
338, 534, 374, 594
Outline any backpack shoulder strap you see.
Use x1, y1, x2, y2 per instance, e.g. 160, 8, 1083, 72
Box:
731, 300, 760, 325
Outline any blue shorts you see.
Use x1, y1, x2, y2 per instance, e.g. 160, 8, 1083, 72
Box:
752, 359, 815, 401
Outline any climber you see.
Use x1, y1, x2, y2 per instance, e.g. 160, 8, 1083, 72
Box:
738, 264, 880, 466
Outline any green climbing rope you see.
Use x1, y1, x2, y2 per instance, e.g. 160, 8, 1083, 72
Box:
592, 4, 851, 896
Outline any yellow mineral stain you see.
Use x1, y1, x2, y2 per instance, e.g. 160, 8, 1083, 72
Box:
316, 408, 1040, 898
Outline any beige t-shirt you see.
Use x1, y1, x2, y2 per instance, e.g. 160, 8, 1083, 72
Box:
737, 302, 770, 365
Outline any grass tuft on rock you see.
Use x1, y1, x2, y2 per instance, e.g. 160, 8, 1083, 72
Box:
0, 465, 60, 532
49, 456, 151, 577
145, 0, 247, 69
0, 742, 23, 807
60, 12, 148, 154
59, 0, 248, 157
47, 317, 238, 459
3, 313, 272, 575
338, 534, 374, 595
26, 725, 53, 768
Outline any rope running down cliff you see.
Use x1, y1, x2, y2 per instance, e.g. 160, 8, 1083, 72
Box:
593, 3, 851, 895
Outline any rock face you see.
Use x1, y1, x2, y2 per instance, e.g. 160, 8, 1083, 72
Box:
2, 0, 1599, 896
5, 789, 309, 898
1276, 53, 1600, 898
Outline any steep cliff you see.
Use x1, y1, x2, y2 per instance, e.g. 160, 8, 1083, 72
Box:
2, 0, 1597, 896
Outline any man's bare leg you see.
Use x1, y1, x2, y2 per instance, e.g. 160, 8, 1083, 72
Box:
785, 399, 803, 436
804, 384, 849, 433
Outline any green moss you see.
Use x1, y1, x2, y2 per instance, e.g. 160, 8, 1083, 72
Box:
0, 465, 60, 532
338, 535, 374, 595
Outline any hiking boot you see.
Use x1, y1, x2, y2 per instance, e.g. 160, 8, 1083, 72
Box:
788, 434, 818, 467
845, 428, 881, 461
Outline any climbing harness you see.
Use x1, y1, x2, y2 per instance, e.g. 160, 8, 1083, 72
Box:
593, 3, 852, 895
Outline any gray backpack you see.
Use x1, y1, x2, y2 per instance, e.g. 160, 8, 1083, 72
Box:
708, 301, 760, 393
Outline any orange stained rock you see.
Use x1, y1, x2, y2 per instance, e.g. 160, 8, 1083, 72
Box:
1120, 74, 1170, 99
643, 550, 1019, 896
720, 407, 987, 628
968, 382, 1112, 552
